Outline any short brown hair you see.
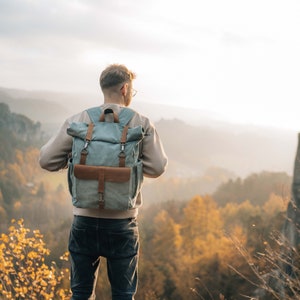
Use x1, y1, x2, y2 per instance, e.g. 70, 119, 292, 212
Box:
99, 64, 136, 90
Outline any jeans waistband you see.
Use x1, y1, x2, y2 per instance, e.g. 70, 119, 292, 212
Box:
73, 215, 137, 229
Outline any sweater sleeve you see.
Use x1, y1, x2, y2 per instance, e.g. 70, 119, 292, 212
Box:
39, 111, 89, 171
39, 119, 72, 171
141, 120, 168, 178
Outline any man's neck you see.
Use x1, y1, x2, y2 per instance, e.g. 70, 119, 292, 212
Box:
104, 96, 125, 106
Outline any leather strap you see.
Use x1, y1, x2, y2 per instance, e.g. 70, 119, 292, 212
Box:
121, 125, 129, 144
79, 123, 94, 165
86, 123, 94, 140
119, 125, 129, 167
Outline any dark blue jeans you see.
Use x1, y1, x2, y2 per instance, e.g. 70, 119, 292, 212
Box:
68, 216, 139, 300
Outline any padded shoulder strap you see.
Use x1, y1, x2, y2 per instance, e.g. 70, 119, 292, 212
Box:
86, 107, 102, 123
119, 107, 135, 125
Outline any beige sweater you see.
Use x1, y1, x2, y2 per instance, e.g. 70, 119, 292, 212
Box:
39, 103, 168, 219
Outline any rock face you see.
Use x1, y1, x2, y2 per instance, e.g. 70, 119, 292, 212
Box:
267, 133, 300, 299
287, 133, 300, 253
250, 135, 300, 300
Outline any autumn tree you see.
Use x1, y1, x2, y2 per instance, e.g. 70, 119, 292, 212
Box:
181, 195, 223, 261
0, 219, 71, 299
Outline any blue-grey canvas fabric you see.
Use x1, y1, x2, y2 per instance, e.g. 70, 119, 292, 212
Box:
67, 107, 144, 210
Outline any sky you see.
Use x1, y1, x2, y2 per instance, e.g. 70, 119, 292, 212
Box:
1, 0, 300, 130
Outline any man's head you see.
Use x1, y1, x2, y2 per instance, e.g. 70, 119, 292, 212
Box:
100, 64, 136, 107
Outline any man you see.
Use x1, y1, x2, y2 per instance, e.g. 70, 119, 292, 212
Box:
39, 64, 168, 300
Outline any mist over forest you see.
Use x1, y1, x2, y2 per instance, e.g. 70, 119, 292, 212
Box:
1, 86, 297, 180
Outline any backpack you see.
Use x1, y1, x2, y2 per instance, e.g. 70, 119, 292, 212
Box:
67, 106, 145, 210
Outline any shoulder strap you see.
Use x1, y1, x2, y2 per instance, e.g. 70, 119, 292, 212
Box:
119, 107, 135, 126
86, 107, 102, 123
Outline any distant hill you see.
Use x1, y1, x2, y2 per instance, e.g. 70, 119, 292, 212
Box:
0, 86, 239, 131
156, 119, 297, 178
212, 171, 292, 206
0, 88, 77, 134
0, 86, 298, 178
0, 103, 44, 162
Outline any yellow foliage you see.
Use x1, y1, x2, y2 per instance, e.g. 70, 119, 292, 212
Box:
13, 201, 22, 211
263, 193, 287, 216
23, 148, 41, 181
0, 219, 71, 300
14, 149, 24, 165
152, 210, 182, 258
7, 163, 26, 185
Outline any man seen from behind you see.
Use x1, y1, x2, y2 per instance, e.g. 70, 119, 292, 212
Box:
39, 64, 168, 300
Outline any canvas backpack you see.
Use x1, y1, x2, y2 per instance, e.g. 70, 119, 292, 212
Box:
66, 106, 145, 210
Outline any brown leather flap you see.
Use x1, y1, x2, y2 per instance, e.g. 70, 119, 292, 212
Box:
74, 164, 131, 193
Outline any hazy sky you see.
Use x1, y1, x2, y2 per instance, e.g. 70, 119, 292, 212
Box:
1, 0, 300, 129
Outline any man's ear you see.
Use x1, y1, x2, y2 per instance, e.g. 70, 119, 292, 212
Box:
121, 83, 129, 96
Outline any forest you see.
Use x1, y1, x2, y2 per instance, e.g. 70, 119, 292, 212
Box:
0, 102, 298, 299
